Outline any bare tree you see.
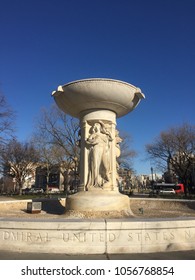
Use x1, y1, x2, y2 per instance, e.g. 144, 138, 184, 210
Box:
117, 131, 137, 171
32, 104, 80, 192
0, 92, 15, 144
32, 131, 66, 192
146, 123, 195, 194
0, 139, 40, 194
35, 104, 80, 160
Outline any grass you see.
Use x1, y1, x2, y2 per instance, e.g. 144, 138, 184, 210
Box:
5, 193, 67, 200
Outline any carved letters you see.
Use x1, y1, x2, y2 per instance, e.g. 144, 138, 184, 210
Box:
1, 231, 50, 243
1, 229, 195, 244
62, 232, 105, 243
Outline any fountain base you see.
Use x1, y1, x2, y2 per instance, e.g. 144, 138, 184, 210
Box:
66, 191, 131, 213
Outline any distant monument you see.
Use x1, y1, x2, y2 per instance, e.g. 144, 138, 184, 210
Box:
52, 78, 145, 213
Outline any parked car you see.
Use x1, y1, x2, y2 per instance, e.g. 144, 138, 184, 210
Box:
159, 188, 175, 195
28, 188, 44, 194
48, 187, 60, 194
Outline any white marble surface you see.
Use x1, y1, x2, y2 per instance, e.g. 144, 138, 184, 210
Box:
52, 78, 145, 118
1, 217, 195, 254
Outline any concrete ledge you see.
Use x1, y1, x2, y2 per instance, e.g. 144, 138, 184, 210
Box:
0, 217, 195, 254
0, 218, 106, 254
106, 218, 195, 254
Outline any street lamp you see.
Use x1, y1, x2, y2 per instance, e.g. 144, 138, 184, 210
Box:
151, 167, 154, 181
151, 167, 154, 193
191, 154, 195, 186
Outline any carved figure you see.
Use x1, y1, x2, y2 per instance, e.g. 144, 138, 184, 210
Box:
115, 129, 122, 158
115, 129, 122, 185
85, 121, 112, 189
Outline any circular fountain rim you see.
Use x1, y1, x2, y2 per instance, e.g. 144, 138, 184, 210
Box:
55, 77, 142, 90
52, 78, 145, 118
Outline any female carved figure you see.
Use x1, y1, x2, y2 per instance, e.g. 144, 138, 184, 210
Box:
85, 121, 112, 189
115, 129, 122, 186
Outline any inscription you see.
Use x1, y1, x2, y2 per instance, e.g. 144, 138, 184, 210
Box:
0, 229, 195, 244
2, 231, 50, 243
127, 231, 175, 242
185, 230, 195, 240
108, 231, 175, 243
109, 230, 195, 243
62, 232, 105, 242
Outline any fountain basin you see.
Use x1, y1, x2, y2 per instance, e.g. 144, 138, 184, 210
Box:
52, 78, 145, 118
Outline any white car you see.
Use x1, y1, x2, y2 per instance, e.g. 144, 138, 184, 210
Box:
159, 188, 175, 195
48, 187, 60, 194
28, 188, 44, 194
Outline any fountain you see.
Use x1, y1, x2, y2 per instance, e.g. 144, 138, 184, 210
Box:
52, 78, 145, 214
1, 78, 195, 256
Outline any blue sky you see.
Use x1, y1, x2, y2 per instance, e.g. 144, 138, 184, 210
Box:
0, 0, 195, 175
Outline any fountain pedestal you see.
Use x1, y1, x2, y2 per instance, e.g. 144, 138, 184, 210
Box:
66, 190, 131, 213
52, 78, 145, 214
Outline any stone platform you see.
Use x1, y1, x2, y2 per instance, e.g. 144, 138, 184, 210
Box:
1, 216, 195, 254
0, 197, 195, 255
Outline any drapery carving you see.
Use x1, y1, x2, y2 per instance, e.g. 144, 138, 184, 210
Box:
85, 121, 113, 189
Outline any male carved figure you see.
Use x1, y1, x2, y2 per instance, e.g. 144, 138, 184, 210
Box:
85, 121, 113, 189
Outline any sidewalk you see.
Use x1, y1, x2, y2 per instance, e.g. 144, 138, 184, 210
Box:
0, 250, 195, 260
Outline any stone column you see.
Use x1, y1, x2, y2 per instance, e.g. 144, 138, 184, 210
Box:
78, 119, 89, 192
79, 109, 117, 192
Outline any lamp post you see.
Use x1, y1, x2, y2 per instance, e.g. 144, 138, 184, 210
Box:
192, 154, 195, 186
151, 167, 154, 193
